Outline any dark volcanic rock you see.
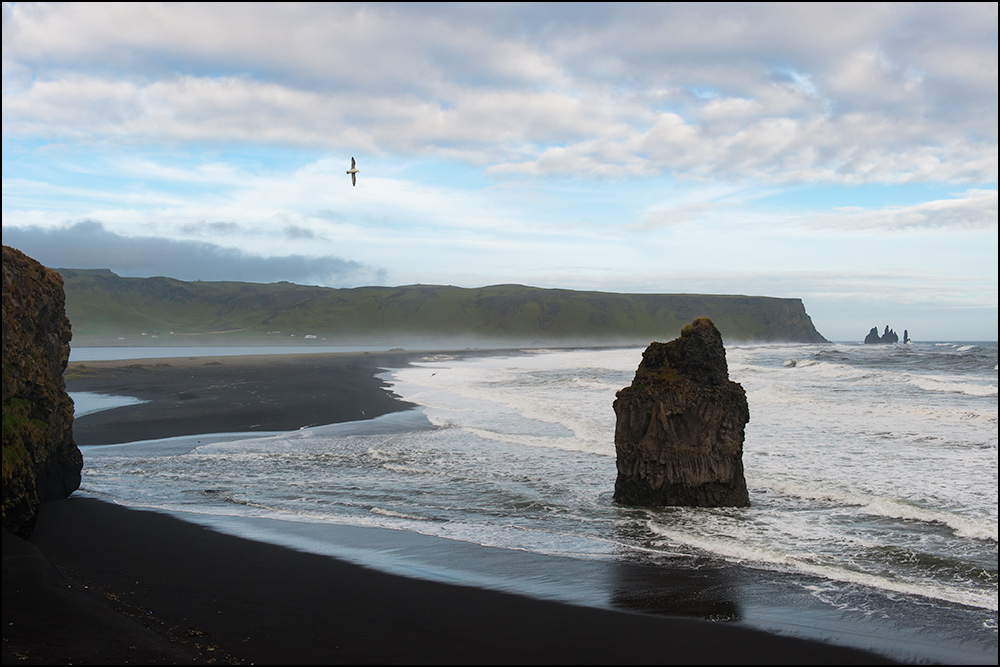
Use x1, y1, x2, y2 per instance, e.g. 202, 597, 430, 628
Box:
2, 246, 81, 538
864, 325, 900, 344
613, 317, 750, 507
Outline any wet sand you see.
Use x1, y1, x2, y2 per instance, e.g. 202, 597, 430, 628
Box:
3, 351, 895, 664
65, 351, 422, 446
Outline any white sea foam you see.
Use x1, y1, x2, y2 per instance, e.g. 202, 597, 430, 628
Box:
908, 374, 998, 396
859, 497, 999, 542
370, 507, 428, 521
752, 477, 998, 541
646, 521, 998, 612
461, 424, 612, 455
79, 341, 999, 660
71, 391, 147, 417
789, 359, 891, 383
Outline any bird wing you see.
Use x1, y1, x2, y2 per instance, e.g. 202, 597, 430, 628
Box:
351, 172, 356, 186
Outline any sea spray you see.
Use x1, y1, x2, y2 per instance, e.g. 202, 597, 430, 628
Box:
77, 341, 998, 663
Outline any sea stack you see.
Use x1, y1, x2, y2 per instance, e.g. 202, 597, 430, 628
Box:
864, 325, 900, 344
612, 317, 750, 507
2, 245, 82, 537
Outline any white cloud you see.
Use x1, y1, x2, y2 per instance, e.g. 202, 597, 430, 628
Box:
2, 3, 996, 340
4, 3, 995, 185
805, 189, 998, 232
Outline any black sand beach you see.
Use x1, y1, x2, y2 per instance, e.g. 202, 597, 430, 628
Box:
3, 351, 896, 664
65, 351, 422, 446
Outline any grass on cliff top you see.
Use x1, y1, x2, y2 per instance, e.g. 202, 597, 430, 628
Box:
57, 269, 826, 345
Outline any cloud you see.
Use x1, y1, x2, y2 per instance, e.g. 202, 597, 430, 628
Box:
630, 202, 731, 231
283, 224, 319, 240
2, 220, 386, 286
804, 189, 999, 232
3, 3, 995, 185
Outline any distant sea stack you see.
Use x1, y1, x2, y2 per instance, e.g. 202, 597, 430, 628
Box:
864, 325, 906, 344
2, 245, 82, 538
612, 317, 750, 507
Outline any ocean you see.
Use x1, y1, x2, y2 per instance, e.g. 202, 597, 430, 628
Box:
72, 341, 998, 664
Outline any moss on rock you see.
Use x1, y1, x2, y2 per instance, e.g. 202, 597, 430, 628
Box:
2, 245, 81, 538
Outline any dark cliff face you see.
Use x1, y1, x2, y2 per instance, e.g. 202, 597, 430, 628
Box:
613, 317, 750, 507
865, 325, 900, 344
58, 268, 829, 346
2, 245, 82, 538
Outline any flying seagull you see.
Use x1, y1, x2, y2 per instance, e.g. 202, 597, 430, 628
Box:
346, 157, 359, 186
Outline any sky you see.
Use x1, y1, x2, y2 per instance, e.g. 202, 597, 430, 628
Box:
2, 2, 997, 342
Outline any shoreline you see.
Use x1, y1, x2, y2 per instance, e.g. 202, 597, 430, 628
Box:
66, 350, 428, 445
6, 497, 895, 665
7, 349, 903, 664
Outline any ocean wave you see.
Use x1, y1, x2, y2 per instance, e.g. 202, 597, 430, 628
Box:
79, 342, 996, 652
908, 375, 998, 397
785, 358, 882, 382
754, 477, 998, 542
859, 498, 999, 542
381, 463, 434, 474
416, 354, 461, 363
568, 376, 625, 391
646, 521, 998, 612
927, 343, 980, 353
370, 507, 431, 521
366, 447, 399, 461
460, 424, 614, 456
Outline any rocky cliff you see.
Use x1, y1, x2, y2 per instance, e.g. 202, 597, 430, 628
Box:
2, 246, 81, 538
58, 268, 829, 346
612, 317, 750, 507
